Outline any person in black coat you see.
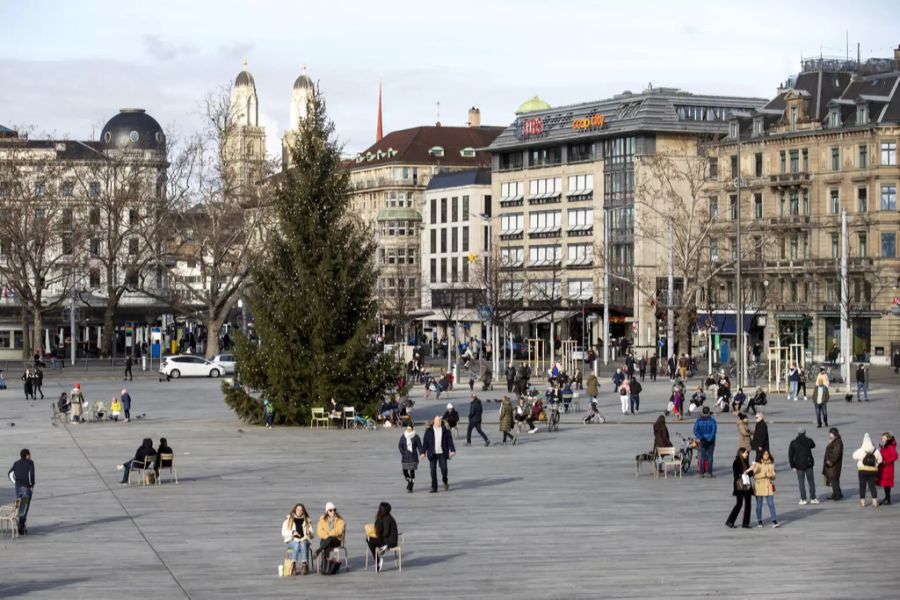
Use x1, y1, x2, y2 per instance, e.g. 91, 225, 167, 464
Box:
421, 416, 456, 492
505, 363, 516, 393
751, 412, 770, 461
118, 438, 156, 484
366, 502, 399, 572
155, 438, 174, 475
466, 394, 490, 447
788, 427, 818, 503
398, 425, 423, 492
726, 448, 753, 528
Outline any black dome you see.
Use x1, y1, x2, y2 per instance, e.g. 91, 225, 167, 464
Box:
100, 109, 165, 150
235, 70, 255, 87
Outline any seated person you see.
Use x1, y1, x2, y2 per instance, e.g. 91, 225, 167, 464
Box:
328, 398, 343, 427
376, 400, 391, 423
731, 388, 746, 414
561, 384, 574, 412
689, 386, 706, 413
398, 404, 412, 427
315, 502, 346, 563
747, 388, 767, 415
525, 398, 543, 433
110, 396, 122, 421
117, 438, 156, 484
282, 503, 313, 574
365, 502, 398, 572
155, 437, 174, 475
442, 403, 459, 430
514, 398, 529, 429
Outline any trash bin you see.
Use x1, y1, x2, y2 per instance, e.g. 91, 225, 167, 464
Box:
141, 356, 147, 371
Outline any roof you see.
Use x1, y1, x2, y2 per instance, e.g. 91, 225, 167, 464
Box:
0, 124, 15, 137
235, 70, 255, 88
765, 71, 854, 120
426, 168, 491, 191
489, 87, 767, 151
351, 125, 503, 169
0, 137, 107, 160
516, 96, 551, 114
376, 208, 423, 221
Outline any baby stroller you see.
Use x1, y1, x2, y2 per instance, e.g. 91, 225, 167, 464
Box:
582, 400, 606, 424
481, 367, 493, 391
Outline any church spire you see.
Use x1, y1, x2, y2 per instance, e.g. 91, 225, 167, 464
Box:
376, 81, 383, 143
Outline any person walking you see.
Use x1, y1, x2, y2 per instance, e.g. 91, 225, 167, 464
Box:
124, 355, 133, 381
751, 412, 770, 462
813, 380, 829, 428
693, 406, 718, 477
7, 448, 35, 536
748, 450, 780, 527
629, 377, 642, 414
618, 379, 630, 415
726, 448, 753, 529
667, 355, 677, 382
649, 354, 658, 381
33, 367, 44, 399
398, 424, 423, 493
852, 433, 883, 507
876, 432, 896, 505
421, 415, 455, 492
499, 396, 516, 445
612, 368, 625, 394
365, 502, 398, 573
737, 413, 752, 451
638, 355, 647, 381
505, 362, 516, 393
120, 388, 132, 422
466, 394, 490, 447
21, 368, 34, 400
787, 363, 800, 402
282, 503, 314, 575
586, 372, 599, 403
823, 427, 844, 501
788, 427, 819, 505
855, 364, 869, 402
797, 368, 808, 401
678, 353, 689, 382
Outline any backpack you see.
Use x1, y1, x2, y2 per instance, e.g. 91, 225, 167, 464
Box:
862, 451, 877, 468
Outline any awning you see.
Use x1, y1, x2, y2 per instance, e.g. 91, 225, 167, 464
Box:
696, 313, 755, 334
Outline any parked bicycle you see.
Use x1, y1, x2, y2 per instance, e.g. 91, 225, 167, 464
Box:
676, 433, 697, 474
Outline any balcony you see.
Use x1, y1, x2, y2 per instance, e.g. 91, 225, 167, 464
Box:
767, 172, 810, 187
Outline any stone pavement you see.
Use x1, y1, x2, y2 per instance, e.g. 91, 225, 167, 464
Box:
1, 372, 898, 599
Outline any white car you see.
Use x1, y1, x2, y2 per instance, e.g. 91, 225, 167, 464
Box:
159, 355, 223, 378
211, 353, 237, 374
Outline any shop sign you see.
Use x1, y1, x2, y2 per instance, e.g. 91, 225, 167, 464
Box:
514, 111, 575, 140
572, 113, 606, 131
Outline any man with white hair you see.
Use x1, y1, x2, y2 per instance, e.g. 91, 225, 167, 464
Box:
421, 416, 456, 492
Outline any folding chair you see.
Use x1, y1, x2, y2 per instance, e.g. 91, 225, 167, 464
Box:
127, 455, 155, 486
0, 498, 22, 539
343, 406, 356, 429
311, 407, 329, 429
365, 533, 404, 573
156, 452, 178, 484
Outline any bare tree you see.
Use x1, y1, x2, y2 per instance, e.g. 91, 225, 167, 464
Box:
378, 252, 417, 346
0, 139, 77, 358
470, 244, 521, 370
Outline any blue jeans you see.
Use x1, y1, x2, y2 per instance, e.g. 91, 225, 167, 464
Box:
815, 403, 828, 427
287, 539, 311, 564
789, 381, 798, 401
15, 485, 32, 530
630, 394, 640, 413
856, 382, 868, 401
755, 495, 777, 522
698, 440, 715, 474
796, 468, 817, 500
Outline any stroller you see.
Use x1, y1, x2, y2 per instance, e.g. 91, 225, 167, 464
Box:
582, 400, 606, 424
481, 367, 493, 391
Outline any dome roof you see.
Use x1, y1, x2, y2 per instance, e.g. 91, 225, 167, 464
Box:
100, 109, 165, 151
235, 70, 255, 88
293, 72, 313, 90
515, 95, 551, 115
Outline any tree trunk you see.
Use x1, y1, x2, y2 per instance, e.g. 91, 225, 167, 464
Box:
102, 306, 116, 358
204, 313, 225, 358
20, 307, 31, 361
32, 307, 43, 360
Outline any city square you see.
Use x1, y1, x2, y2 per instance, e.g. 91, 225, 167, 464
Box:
2, 366, 899, 598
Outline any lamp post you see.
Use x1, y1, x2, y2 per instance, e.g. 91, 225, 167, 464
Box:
734, 122, 746, 389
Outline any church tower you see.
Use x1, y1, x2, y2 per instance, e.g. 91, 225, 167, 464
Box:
282, 65, 314, 169
227, 61, 267, 199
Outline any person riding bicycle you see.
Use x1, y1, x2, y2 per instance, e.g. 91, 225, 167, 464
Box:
526, 397, 543, 434
583, 400, 604, 424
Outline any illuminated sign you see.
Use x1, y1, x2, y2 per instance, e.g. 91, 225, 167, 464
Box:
520, 117, 543, 138
573, 113, 606, 131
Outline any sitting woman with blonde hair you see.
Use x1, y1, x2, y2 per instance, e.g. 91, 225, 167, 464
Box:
282, 503, 314, 575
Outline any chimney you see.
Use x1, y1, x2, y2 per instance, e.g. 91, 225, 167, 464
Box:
467, 107, 481, 128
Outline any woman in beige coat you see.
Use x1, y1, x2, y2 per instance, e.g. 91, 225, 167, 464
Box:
748, 450, 779, 527
736, 413, 752, 450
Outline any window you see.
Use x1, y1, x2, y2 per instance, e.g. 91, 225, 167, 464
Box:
451, 258, 458, 282
430, 258, 436, 283
500, 213, 523, 235
90, 238, 100, 256
789, 150, 799, 174
567, 243, 592, 266
831, 147, 840, 171
440, 198, 447, 223
500, 247, 524, 266
529, 146, 562, 167
830, 190, 840, 214
451, 228, 458, 252
129, 208, 139, 224
440, 258, 447, 283
567, 208, 593, 232
828, 110, 841, 128
568, 142, 594, 163
710, 239, 719, 262
62, 234, 73, 255
62, 180, 74, 197
729, 195, 737, 220
789, 106, 798, 130
858, 233, 867, 257
462, 227, 469, 252
89, 208, 100, 226
530, 279, 561, 300
500, 181, 523, 202
729, 122, 739, 138
788, 190, 799, 216
790, 236, 799, 260
858, 188, 868, 213
407, 248, 416, 265
881, 185, 896, 211
882, 141, 897, 166
831, 233, 839, 258
779, 192, 786, 216
754, 153, 763, 177
709, 197, 719, 220
62, 208, 73, 229
859, 145, 868, 169
857, 105, 869, 126
882, 232, 896, 258
127, 238, 137, 255
462, 259, 469, 283
789, 280, 798, 303
601, 137, 635, 165
440, 229, 447, 252
826, 280, 838, 303
730, 155, 738, 178
451, 197, 458, 222
462, 196, 469, 221
802, 148, 809, 172
501, 280, 524, 300
430, 199, 436, 224
528, 210, 562, 233
567, 174, 594, 194
754, 193, 763, 219
430, 229, 436, 253
729, 236, 737, 260
708, 158, 718, 180
528, 245, 561, 267
802, 189, 810, 215
35, 182, 46, 197
500, 152, 523, 170
752, 118, 764, 137
779, 151, 786, 174
568, 279, 593, 300
529, 177, 562, 200
89, 268, 100, 288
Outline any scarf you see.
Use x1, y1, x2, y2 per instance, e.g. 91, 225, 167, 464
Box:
404, 430, 415, 452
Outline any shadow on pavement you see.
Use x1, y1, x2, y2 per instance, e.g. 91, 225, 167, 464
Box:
0, 577, 93, 598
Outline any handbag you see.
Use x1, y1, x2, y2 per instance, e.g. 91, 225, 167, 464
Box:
282, 557, 296, 577
735, 478, 750, 492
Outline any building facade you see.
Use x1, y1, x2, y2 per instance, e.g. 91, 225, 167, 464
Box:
706, 49, 900, 365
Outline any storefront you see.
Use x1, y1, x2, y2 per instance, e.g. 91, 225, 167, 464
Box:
823, 314, 875, 363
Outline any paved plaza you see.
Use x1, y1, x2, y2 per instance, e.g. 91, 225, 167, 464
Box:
2, 367, 899, 599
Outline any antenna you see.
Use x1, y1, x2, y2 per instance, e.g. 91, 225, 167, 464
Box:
436, 101, 441, 123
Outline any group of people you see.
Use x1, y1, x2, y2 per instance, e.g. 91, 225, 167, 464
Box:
396, 416, 456, 494
58, 384, 133, 423
116, 437, 173, 484
612, 368, 643, 415
20, 367, 45, 400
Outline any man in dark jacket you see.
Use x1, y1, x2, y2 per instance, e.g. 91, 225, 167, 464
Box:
124, 355, 133, 381
612, 368, 625, 392
421, 416, 456, 492
117, 438, 156, 484
8, 448, 35, 535
505, 363, 516, 393
692, 407, 717, 477
789, 427, 818, 504
442, 403, 459, 430
466, 394, 490, 447
751, 412, 769, 461
823, 427, 844, 500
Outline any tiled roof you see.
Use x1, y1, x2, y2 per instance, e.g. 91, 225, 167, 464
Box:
351, 125, 502, 169
426, 168, 491, 191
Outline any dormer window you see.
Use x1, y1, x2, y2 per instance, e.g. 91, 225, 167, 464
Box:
728, 121, 739, 139
460, 147, 476, 158
828, 108, 841, 128
428, 146, 445, 158
752, 117, 764, 137
857, 104, 869, 126
789, 106, 798, 131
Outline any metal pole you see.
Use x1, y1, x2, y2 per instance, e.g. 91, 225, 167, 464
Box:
603, 209, 610, 366
667, 221, 674, 362
735, 129, 745, 388
69, 288, 76, 366
840, 209, 850, 392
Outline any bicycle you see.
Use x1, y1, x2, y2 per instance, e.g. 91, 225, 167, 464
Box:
547, 401, 561, 432
676, 433, 697, 474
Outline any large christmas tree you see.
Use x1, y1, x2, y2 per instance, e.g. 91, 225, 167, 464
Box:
225, 88, 398, 425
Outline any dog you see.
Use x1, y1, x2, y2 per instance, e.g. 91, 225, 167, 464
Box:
635, 450, 656, 477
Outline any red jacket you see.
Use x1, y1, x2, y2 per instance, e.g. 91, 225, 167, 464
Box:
877, 439, 897, 488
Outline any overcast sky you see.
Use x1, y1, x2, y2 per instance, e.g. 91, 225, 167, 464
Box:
1, 0, 897, 158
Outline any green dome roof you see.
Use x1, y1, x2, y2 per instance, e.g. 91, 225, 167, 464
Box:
515, 95, 551, 114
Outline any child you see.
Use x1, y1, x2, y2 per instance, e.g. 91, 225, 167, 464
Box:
263, 399, 275, 429
111, 396, 122, 421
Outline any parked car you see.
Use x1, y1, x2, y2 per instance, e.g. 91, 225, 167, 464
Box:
159, 355, 223, 378
211, 353, 237, 374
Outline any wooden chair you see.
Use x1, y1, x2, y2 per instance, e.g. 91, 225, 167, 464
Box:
156, 453, 178, 484
127, 455, 155, 486
657, 447, 681, 479
311, 407, 329, 429
342, 406, 356, 429
0, 498, 22, 539
365, 533, 404, 573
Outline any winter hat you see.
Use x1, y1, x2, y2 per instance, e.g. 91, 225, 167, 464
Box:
797, 427, 806, 434
74, 383, 81, 389
325, 501, 336, 511
446, 403, 453, 409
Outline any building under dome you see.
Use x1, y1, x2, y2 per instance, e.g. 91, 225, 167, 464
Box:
515, 95, 551, 115
100, 108, 166, 150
